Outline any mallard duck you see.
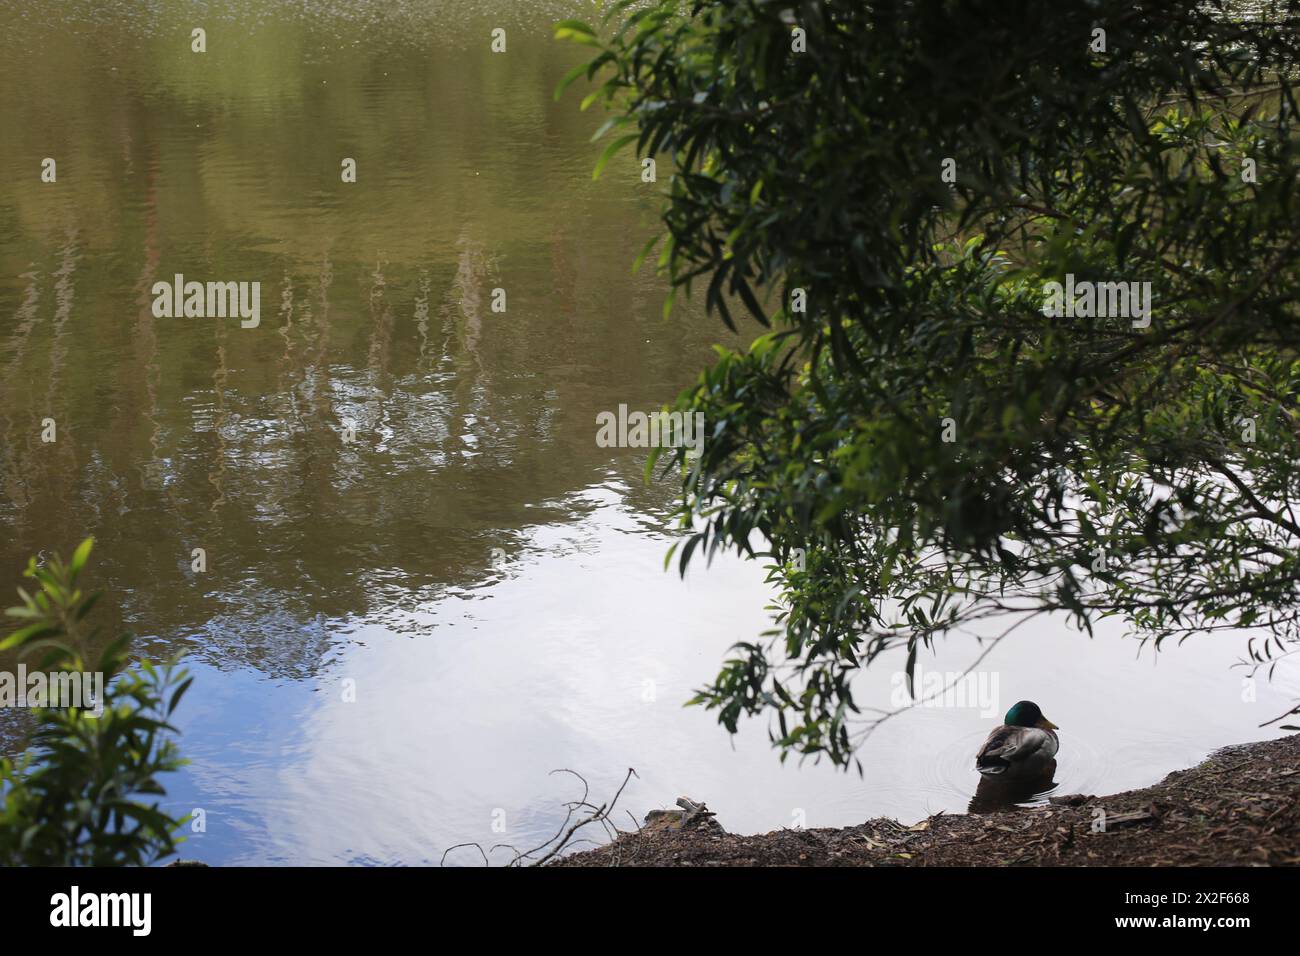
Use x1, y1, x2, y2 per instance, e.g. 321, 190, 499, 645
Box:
975, 700, 1059, 777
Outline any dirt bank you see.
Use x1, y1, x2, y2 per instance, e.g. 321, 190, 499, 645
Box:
552, 734, 1300, 866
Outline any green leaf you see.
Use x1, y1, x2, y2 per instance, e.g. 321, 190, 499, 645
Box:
0, 622, 59, 652
69, 537, 94, 579
592, 133, 638, 180
631, 234, 661, 274
553, 60, 593, 101
553, 19, 596, 38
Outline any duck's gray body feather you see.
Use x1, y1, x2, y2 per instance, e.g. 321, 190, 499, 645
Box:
975, 725, 1059, 776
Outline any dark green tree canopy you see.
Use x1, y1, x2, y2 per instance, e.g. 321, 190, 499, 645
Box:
561, 0, 1300, 766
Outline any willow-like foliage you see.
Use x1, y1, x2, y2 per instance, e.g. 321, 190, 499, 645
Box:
561, 1, 1300, 765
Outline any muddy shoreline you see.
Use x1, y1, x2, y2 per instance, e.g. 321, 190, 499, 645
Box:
553, 734, 1300, 866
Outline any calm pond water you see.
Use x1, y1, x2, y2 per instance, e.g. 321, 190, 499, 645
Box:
1, 0, 1296, 865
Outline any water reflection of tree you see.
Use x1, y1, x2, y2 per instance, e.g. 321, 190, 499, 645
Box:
0, 15, 747, 681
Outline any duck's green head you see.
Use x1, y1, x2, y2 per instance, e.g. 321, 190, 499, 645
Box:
1005, 700, 1058, 730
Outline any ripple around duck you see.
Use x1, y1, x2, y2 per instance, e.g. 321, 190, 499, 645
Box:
912, 732, 984, 806
916, 727, 1122, 815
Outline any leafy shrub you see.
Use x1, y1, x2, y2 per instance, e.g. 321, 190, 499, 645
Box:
0, 539, 190, 866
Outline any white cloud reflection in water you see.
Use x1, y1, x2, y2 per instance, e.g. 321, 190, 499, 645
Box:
160, 480, 1300, 865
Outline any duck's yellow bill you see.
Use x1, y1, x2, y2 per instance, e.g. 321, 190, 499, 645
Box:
1039, 717, 1059, 730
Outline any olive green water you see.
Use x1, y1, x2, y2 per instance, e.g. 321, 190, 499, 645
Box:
1, 0, 1296, 865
